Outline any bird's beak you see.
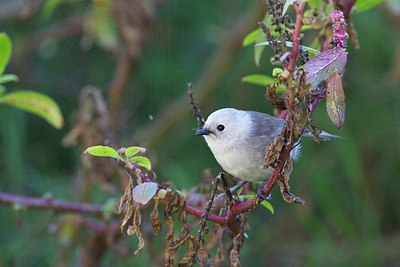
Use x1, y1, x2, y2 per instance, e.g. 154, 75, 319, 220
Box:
195, 127, 210, 136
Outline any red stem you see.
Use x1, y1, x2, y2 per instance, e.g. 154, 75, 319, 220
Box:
287, 2, 306, 72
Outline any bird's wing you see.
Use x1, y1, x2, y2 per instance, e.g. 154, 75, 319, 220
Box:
247, 110, 340, 141
247, 111, 286, 138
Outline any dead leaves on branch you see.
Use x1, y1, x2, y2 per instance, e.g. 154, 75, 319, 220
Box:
277, 158, 305, 204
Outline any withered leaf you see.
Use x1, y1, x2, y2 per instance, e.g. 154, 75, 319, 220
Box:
118, 178, 134, 233
230, 232, 245, 267
264, 134, 284, 168
179, 236, 196, 265
150, 200, 161, 235
277, 159, 305, 204
164, 212, 174, 241
165, 233, 192, 266
126, 205, 145, 256
326, 70, 346, 129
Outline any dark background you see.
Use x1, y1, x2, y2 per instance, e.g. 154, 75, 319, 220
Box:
0, 0, 399, 266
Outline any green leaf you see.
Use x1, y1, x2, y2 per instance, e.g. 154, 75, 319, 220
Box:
242, 28, 260, 47
132, 182, 158, 205
125, 146, 146, 158
85, 145, 123, 160
260, 200, 274, 214
0, 33, 12, 75
131, 156, 152, 170
308, 0, 322, 9
254, 30, 267, 66
0, 85, 5, 96
242, 195, 274, 214
0, 74, 19, 84
255, 41, 320, 55
0, 90, 63, 129
90, 0, 118, 50
354, 0, 384, 13
242, 74, 275, 87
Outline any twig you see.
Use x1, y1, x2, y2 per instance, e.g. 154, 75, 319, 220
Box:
0, 191, 106, 217
190, 173, 222, 265
187, 83, 205, 128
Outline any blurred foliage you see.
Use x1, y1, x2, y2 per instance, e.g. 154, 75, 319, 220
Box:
0, 0, 399, 266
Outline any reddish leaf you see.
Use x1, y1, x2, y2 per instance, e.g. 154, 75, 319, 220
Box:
304, 48, 347, 89
326, 71, 346, 128
132, 182, 158, 205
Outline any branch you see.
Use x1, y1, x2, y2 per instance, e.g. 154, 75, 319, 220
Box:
0, 191, 106, 217
190, 173, 221, 265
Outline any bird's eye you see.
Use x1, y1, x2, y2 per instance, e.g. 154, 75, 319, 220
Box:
217, 124, 225, 131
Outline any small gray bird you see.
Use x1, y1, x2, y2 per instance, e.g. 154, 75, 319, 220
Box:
196, 108, 336, 182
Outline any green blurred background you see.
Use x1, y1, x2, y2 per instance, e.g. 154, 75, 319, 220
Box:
0, 0, 399, 266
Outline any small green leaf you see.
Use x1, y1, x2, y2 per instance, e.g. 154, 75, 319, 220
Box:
85, 145, 123, 160
0, 74, 19, 84
0, 90, 63, 129
242, 195, 274, 214
125, 146, 146, 158
260, 200, 274, 214
132, 182, 158, 205
131, 156, 152, 170
354, 0, 384, 13
308, 0, 322, 9
0, 33, 12, 75
272, 68, 283, 77
242, 74, 275, 87
242, 28, 260, 47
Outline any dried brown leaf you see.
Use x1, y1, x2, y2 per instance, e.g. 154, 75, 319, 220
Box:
134, 229, 145, 256
119, 178, 134, 233
150, 200, 161, 235
277, 159, 305, 204
179, 236, 195, 265
164, 212, 174, 241
125, 205, 145, 256
230, 232, 245, 267
264, 134, 284, 168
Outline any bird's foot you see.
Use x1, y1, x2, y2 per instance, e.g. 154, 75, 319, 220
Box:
257, 180, 272, 202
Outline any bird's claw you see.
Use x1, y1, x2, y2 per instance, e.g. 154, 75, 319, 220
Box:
257, 180, 272, 202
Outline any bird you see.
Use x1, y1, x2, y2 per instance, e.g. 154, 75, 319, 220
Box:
195, 108, 337, 182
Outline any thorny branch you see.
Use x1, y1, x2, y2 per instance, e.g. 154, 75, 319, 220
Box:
190, 173, 222, 266
187, 82, 205, 128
